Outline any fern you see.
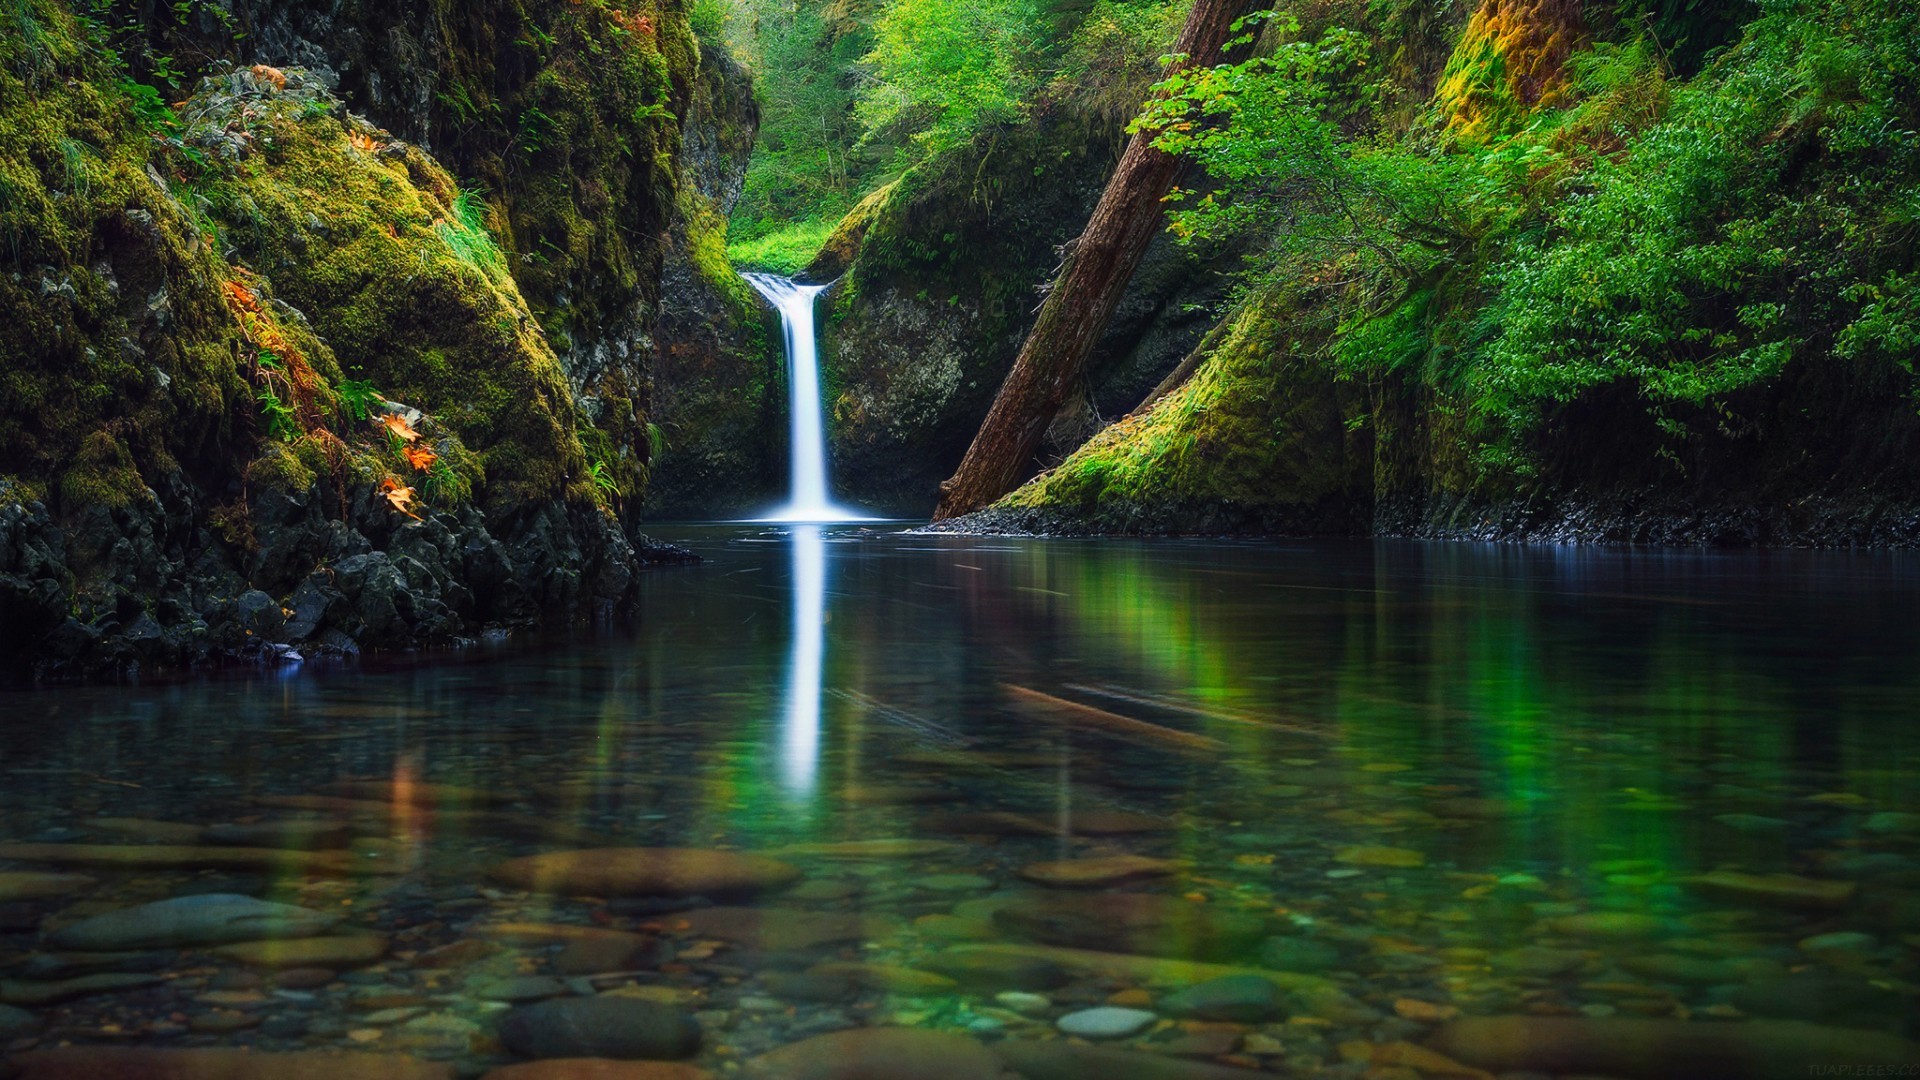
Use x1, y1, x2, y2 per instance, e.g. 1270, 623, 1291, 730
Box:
436, 189, 509, 284
338, 378, 383, 422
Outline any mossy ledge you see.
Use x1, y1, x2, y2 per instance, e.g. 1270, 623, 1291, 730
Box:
0, 3, 705, 681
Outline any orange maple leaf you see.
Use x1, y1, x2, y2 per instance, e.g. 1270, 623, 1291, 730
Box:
402, 444, 437, 471
379, 477, 421, 519
250, 65, 288, 92
348, 130, 385, 154
381, 413, 422, 442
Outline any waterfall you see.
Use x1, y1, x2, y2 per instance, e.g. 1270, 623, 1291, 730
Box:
743, 273, 865, 522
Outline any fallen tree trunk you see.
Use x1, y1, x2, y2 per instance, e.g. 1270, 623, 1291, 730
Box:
931, 0, 1264, 520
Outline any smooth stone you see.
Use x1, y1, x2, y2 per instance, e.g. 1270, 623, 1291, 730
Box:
740, 1027, 1001, 1080
0, 973, 164, 1005
489, 849, 801, 898
1158, 974, 1282, 1022
1257, 936, 1340, 973
759, 972, 856, 1003
1333, 845, 1425, 868
0, 843, 359, 875
995, 991, 1053, 1015
0, 1002, 43, 1039
5, 1048, 453, 1079
1798, 930, 1877, 954
913, 874, 992, 892
478, 975, 570, 1002
1055, 1006, 1157, 1039
1618, 954, 1742, 984
1018, 855, 1178, 888
996, 1039, 1269, 1080
923, 948, 1069, 991
804, 962, 957, 995
497, 997, 701, 1060
913, 914, 995, 941
480, 1062, 713, 1080
1429, 1016, 1920, 1080
554, 931, 665, 975
14, 950, 178, 978
1679, 871, 1856, 911
0, 872, 97, 902
212, 934, 388, 969
203, 821, 353, 849
50, 894, 337, 951
993, 893, 1268, 961
672, 907, 900, 951
1490, 945, 1586, 976
1545, 912, 1667, 939
274, 968, 340, 989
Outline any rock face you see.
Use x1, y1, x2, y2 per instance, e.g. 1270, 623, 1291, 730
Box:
497, 997, 703, 1061
740, 1028, 1003, 1080
48, 894, 338, 951
993, 893, 1269, 961
488, 849, 802, 898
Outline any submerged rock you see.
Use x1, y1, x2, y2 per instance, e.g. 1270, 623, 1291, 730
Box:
4, 1048, 454, 1079
1679, 871, 1857, 910
1428, 1016, 1920, 1080
996, 1039, 1268, 1079
48, 894, 338, 950
0, 844, 360, 874
1018, 855, 1179, 887
1159, 974, 1283, 1022
672, 907, 899, 951
0, 872, 97, 902
211, 934, 389, 969
740, 1027, 1002, 1080
1055, 1006, 1158, 1039
993, 893, 1267, 961
489, 849, 801, 897
0, 973, 165, 1006
497, 997, 702, 1061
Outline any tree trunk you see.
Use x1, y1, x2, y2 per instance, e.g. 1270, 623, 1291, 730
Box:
930, 0, 1263, 521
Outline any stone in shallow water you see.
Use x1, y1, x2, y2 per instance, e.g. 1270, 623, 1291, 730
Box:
49, 894, 338, 951
1428, 1015, 1920, 1080
203, 820, 353, 850
0, 843, 360, 874
480, 1062, 713, 1080
497, 997, 702, 1061
5, 1048, 453, 1079
14, 950, 178, 979
79, 817, 205, 843
1544, 912, 1668, 939
489, 849, 801, 898
1333, 845, 1425, 869
759, 972, 856, 1003
1727, 972, 1909, 1026
923, 948, 1069, 991
554, 930, 665, 975
0, 872, 96, 902
478, 975, 571, 1002
1489, 945, 1587, 976
913, 873, 992, 893
1680, 871, 1857, 911
996, 1039, 1267, 1080
212, 934, 388, 969
1257, 936, 1341, 973
1018, 855, 1179, 888
805, 962, 956, 995
993, 893, 1268, 961
672, 907, 900, 951
1618, 954, 1743, 985
1158, 974, 1283, 1022
1055, 1006, 1157, 1039
0, 973, 165, 1006
740, 1027, 1002, 1080
0, 1002, 43, 1039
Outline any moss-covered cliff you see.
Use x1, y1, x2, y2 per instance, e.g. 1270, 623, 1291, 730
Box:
0, 0, 728, 677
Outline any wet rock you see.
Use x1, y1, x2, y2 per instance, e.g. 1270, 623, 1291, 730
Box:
1018, 855, 1179, 887
1798, 930, 1877, 956
203, 820, 353, 849
48, 893, 337, 950
1334, 845, 1425, 868
993, 893, 1267, 961
1618, 954, 1743, 984
1159, 974, 1282, 1022
1713, 813, 1790, 832
498, 996, 702, 1061
0, 973, 166, 1005
1428, 1015, 1920, 1080
1056, 1006, 1158, 1039
740, 1027, 1002, 1080
1257, 936, 1341, 973
923, 948, 1069, 991
786, 880, 860, 902
760, 972, 856, 1003
996, 1039, 1267, 1079
489, 849, 802, 898
1544, 912, 1668, 939
0, 872, 97, 902
554, 931, 666, 975
995, 991, 1053, 1015
912, 873, 993, 892
14, 950, 178, 979
1679, 871, 1856, 911
478, 975, 571, 1002
673, 907, 899, 951
1726, 972, 1910, 1026
0, 1002, 43, 1039
805, 962, 956, 995
1489, 945, 1586, 976
0, 843, 358, 874
913, 914, 995, 941
274, 968, 340, 989
480, 1062, 713, 1080
5, 1047, 455, 1079
212, 933, 389, 969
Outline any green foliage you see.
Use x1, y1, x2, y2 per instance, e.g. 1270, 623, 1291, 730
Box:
727, 215, 838, 273
338, 379, 383, 422
856, 0, 1049, 155
436, 189, 510, 284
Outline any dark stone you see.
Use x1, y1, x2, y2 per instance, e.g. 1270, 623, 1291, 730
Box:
922, 950, 1069, 991
993, 893, 1268, 961
496, 996, 702, 1061
1158, 975, 1283, 1022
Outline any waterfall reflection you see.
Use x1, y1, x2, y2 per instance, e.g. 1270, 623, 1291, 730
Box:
782, 525, 827, 798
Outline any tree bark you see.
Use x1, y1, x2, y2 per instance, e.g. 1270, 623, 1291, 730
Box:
930, 0, 1264, 520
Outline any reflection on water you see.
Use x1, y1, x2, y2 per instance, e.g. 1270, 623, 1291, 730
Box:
782, 525, 825, 799
0, 531, 1916, 1075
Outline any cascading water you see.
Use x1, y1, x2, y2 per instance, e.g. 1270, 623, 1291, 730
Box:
743, 272, 865, 522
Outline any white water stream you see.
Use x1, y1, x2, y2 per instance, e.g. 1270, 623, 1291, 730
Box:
742, 273, 866, 523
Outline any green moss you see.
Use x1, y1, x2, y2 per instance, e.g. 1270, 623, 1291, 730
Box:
727, 216, 838, 275
60, 430, 145, 510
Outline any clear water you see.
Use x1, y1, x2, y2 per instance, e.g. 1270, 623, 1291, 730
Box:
1, 529, 1917, 1073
